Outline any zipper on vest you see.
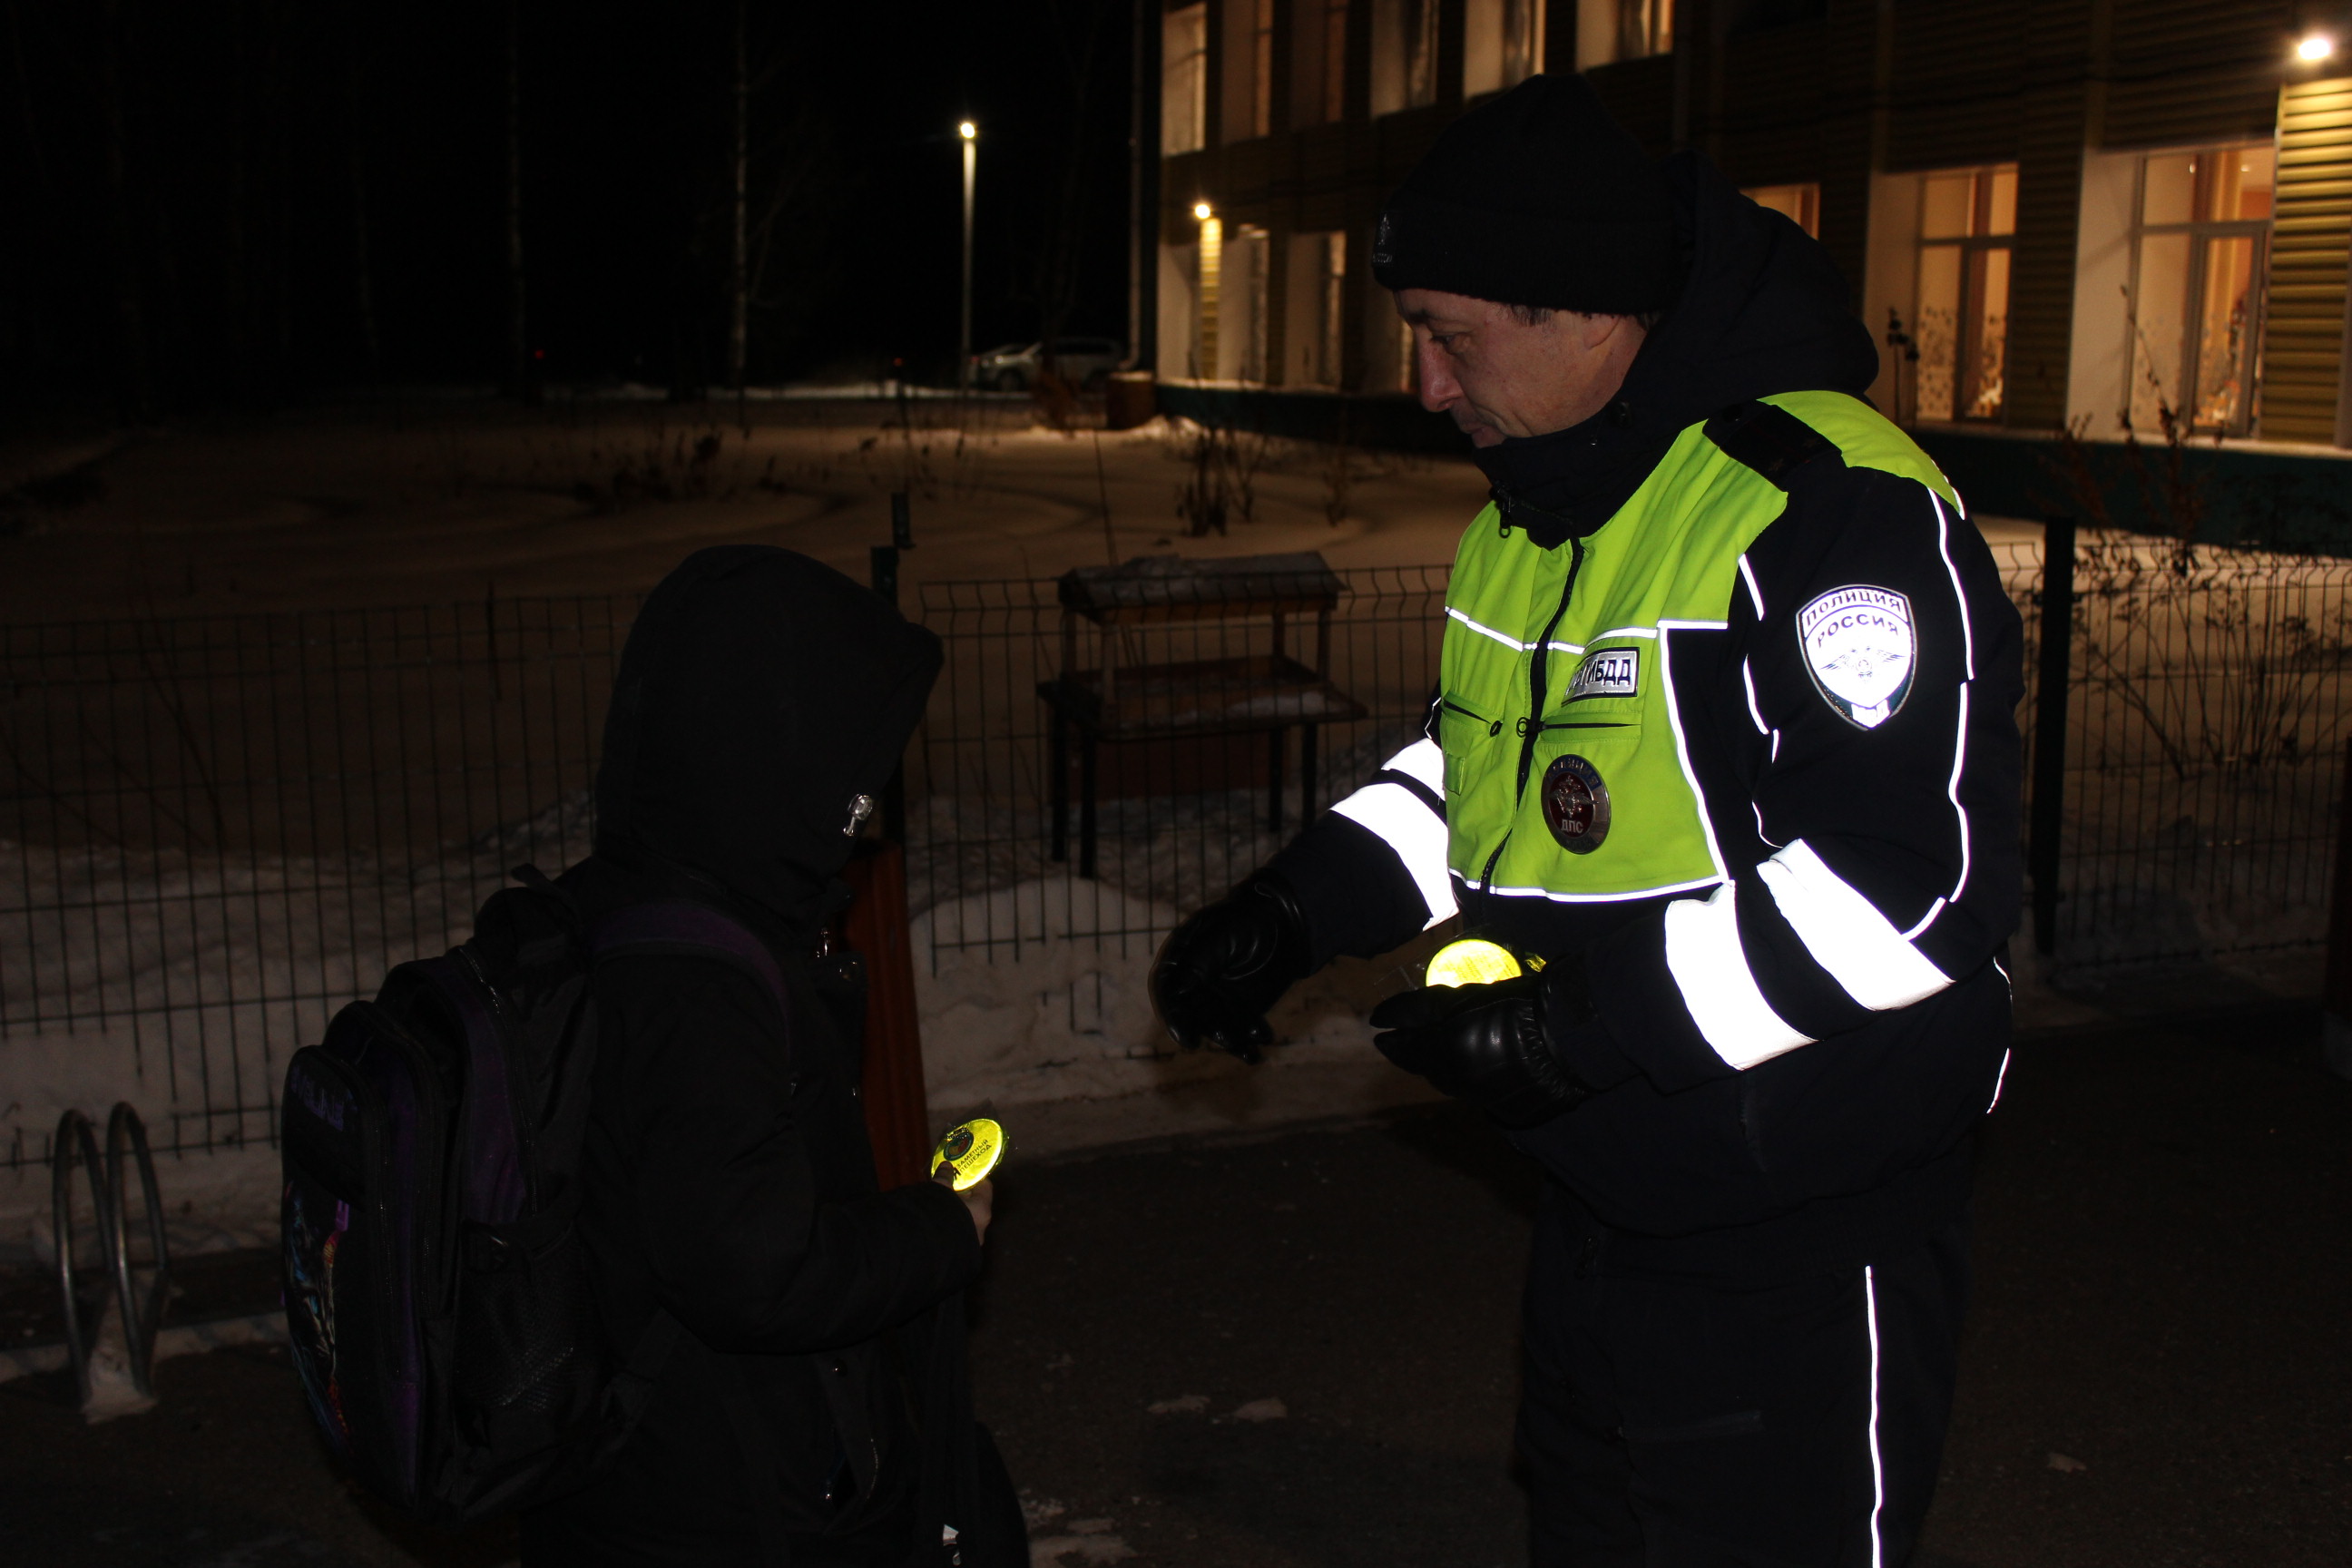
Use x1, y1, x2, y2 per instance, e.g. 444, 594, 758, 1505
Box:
1514, 535, 1587, 801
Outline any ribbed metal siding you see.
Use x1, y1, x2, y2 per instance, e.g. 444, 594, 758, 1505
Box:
2102, 0, 2287, 149
1585, 55, 1676, 158
1712, 22, 1828, 187
2259, 77, 2352, 443
1884, 0, 2026, 172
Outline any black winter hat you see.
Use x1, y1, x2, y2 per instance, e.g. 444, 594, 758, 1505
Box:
1370, 74, 1681, 315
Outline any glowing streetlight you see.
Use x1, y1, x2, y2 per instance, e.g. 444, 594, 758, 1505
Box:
2298, 33, 2335, 62
1193, 201, 1213, 220
959, 122, 978, 390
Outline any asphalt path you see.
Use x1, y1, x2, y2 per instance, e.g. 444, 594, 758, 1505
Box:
2, 1003, 2345, 1566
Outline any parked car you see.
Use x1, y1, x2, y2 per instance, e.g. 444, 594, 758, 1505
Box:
967, 338, 1125, 392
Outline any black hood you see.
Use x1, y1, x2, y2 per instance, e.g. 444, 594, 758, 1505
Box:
592, 546, 941, 940
1475, 151, 1882, 546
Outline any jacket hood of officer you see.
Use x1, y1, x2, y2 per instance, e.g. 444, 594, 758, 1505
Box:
592, 545, 941, 941
1473, 152, 1883, 544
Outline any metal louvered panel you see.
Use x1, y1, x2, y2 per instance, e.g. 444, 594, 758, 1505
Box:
1712, 23, 1828, 187
1885, 0, 2027, 172
2105, 67, 2280, 148
2259, 78, 2352, 443
2110, 0, 2288, 54
2103, 0, 2287, 148
2007, 88, 2092, 429
1584, 55, 1675, 157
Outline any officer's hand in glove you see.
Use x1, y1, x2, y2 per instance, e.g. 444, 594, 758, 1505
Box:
1368, 959, 1596, 1129
1151, 874, 1312, 1063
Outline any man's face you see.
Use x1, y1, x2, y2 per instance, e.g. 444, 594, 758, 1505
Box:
1396, 289, 1646, 448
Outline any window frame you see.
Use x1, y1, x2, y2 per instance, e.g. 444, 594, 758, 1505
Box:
1161, 4, 1209, 155
2124, 142, 2273, 439
1914, 164, 2016, 423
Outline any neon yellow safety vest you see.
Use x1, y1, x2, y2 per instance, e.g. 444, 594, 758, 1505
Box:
1436, 390, 1960, 904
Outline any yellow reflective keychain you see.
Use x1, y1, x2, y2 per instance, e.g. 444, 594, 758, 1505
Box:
1423, 936, 1545, 989
930, 1117, 1005, 1191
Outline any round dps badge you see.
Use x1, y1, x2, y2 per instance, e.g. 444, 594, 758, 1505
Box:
1797, 585, 1917, 730
1540, 754, 1611, 854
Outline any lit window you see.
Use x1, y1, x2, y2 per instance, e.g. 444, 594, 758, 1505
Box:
1371, 0, 1440, 115
1577, 0, 1672, 66
1162, 5, 1208, 155
1230, 225, 1272, 384
2127, 143, 2273, 437
1743, 182, 1819, 238
1325, 0, 1348, 122
1286, 231, 1348, 387
1914, 164, 2016, 421
1221, 0, 1278, 142
1466, 0, 1546, 96
1252, 0, 1275, 139
1289, 0, 1350, 125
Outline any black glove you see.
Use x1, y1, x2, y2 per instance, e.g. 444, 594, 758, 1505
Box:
1367, 957, 1597, 1128
1150, 874, 1313, 1063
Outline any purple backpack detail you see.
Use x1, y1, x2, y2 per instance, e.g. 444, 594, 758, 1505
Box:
279, 867, 789, 1525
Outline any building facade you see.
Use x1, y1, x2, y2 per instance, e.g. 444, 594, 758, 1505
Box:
1147, 0, 2352, 451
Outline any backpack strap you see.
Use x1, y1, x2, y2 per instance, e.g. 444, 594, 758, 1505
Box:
586, 901, 791, 1022
584, 898, 799, 1561
1705, 399, 1846, 491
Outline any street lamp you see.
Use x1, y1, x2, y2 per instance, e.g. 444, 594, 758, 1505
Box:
2298, 33, 2335, 63
959, 121, 977, 390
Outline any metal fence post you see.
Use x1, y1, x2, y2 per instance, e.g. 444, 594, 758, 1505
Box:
2029, 515, 2076, 957
2323, 736, 2352, 1078
870, 546, 906, 841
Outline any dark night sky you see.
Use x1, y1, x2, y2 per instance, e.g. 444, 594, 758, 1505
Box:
0, 0, 1136, 413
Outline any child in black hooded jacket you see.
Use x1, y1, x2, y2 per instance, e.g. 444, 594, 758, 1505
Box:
519, 546, 1017, 1567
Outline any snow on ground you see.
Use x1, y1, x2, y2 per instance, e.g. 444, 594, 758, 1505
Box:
0, 778, 1422, 1244
0, 402, 1492, 623
5, 402, 2338, 1244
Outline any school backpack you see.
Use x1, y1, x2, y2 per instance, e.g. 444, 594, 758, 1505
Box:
278, 864, 788, 1525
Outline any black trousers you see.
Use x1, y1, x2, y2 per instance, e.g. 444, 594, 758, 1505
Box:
1520, 1193, 1970, 1568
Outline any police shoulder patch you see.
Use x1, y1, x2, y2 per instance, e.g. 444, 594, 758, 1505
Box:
1797, 585, 1916, 730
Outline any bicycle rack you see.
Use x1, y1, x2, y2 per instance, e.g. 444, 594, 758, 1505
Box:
52, 1103, 172, 1405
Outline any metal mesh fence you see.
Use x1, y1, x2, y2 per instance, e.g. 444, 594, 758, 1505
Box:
1, 598, 632, 1168
2026, 536, 2352, 961
5, 538, 2352, 1171
907, 565, 1450, 967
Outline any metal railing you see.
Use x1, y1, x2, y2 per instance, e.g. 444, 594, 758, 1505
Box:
6, 538, 2352, 1171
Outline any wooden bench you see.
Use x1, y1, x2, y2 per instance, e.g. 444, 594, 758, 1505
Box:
1038, 553, 1367, 878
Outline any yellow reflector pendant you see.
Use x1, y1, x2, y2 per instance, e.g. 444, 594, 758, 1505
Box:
931, 1117, 1005, 1191
1425, 937, 1529, 988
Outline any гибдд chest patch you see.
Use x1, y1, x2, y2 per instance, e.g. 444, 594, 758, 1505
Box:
1568, 647, 1639, 701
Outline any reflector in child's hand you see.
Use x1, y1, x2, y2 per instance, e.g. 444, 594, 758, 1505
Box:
1424, 937, 1538, 988
931, 1118, 1004, 1191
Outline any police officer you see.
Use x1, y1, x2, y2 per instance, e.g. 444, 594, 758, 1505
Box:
1152, 76, 2022, 1565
